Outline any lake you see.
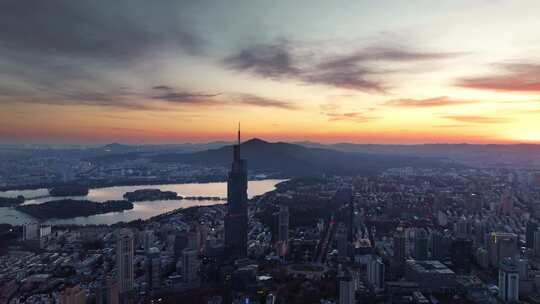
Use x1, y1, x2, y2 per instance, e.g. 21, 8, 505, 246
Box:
0, 179, 284, 226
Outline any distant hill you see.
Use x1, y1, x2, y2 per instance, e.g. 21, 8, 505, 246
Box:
294, 142, 540, 169
150, 138, 458, 176
86, 141, 232, 163
100, 142, 132, 152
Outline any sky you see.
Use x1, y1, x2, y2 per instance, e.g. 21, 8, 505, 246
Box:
1, 0, 540, 145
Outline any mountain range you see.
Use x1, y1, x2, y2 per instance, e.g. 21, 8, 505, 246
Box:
149, 138, 457, 176
294, 141, 540, 169
85, 139, 540, 175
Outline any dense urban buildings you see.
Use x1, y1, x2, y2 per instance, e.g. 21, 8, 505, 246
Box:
2, 142, 540, 303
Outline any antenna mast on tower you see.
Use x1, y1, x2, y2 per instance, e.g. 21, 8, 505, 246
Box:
237, 122, 241, 145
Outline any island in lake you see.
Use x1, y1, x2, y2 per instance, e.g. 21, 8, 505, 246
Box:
49, 185, 89, 197
122, 189, 226, 202
16, 199, 133, 219
123, 189, 179, 202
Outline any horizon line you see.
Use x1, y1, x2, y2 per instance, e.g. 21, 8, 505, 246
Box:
1, 137, 540, 147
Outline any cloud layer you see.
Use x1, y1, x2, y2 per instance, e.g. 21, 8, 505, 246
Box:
0, 0, 204, 109
224, 41, 460, 93
456, 63, 540, 93
150, 86, 297, 110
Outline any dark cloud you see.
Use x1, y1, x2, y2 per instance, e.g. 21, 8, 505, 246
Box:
2, 85, 297, 111
222, 42, 382, 91
223, 42, 300, 79
0, 0, 206, 109
317, 48, 460, 70
150, 87, 297, 110
456, 63, 540, 92
0, 0, 204, 60
152, 91, 222, 104
304, 69, 384, 92
366, 48, 461, 61
235, 94, 298, 110
3, 92, 155, 111
443, 115, 511, 124
152, 85, 174, 91
151, 85, 222, 104
224, 42, 460, 93
385, 96, 475, 107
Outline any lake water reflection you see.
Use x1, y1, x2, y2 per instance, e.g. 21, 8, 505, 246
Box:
0, 179, 284, 226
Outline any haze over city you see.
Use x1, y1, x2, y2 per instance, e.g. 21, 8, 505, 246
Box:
1, 1, 539, 144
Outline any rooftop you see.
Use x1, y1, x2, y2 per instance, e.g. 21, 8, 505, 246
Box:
407, 260, 455, 274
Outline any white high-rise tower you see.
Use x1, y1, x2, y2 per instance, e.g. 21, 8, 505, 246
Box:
116, 228, 134, 293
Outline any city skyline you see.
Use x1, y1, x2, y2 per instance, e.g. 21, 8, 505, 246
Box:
1, 1, 540, 144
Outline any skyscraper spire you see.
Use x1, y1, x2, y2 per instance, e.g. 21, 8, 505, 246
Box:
237, 122, 241, 146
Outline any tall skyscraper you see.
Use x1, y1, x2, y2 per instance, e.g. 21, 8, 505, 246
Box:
142, 229, 154, 252
278, 205, 289, 243
225, 125, 248, 259
499, 258, 519, 303
174, 231, 189, 259
454, 216, 471, 238
336, 223, 349, 259
347, 189, 354, 243
517, 258, 529, 280
526, 220, 538, 249
339, 272, 355, 304
334, 186, 355, 243
414, 229, 428, 261
187, 229, 202, 252
145, 247, 161, 292
465, 193, 482, 214
367, 256, 385, 292
498, 187, 514, 216
95, 278, 119, 304
278, 205, 289, 258
183, 248, 200, 287
430, 230, 450, 260
393, 226, 407, 274
450, 238, 472, 273
23, 222, 39, 240
534, 230, 540, 257
488, 232, 517, 268
474, 221, 487, 247
116, 228, 134, 293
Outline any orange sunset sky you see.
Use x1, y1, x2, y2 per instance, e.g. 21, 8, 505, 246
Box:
1, 1, 539, 144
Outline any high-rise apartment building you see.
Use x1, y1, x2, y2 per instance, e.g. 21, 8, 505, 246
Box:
116, 228, 134, 293
499, 258, 519, 303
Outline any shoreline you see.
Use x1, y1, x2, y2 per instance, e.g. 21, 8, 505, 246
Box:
0, 179, 288, 227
